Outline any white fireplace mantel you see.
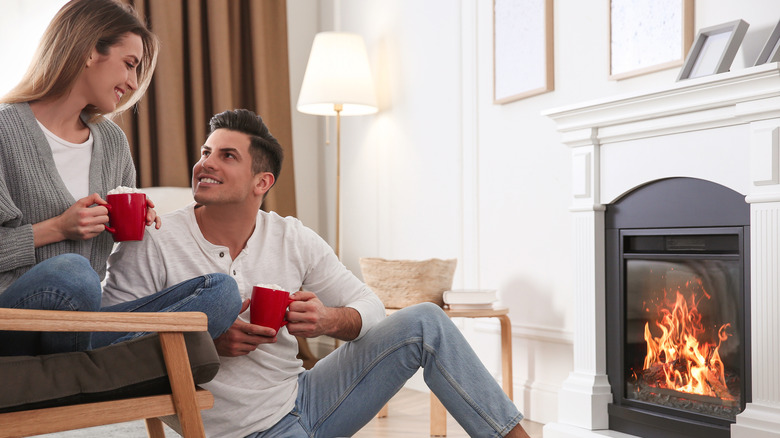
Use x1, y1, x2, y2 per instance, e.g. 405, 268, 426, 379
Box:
542, 62, 780, 438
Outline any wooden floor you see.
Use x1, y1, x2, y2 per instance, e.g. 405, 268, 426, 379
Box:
38, 388, 544, 437
355, 388, 544, 437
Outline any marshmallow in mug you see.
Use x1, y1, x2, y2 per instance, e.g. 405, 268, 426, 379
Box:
108, 186, 143, 195
250, 284, 288, 302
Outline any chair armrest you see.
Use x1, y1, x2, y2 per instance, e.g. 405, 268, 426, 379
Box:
0, 308, 207, 332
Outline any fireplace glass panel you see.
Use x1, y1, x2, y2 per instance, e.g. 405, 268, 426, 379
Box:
624, 258, 742, 421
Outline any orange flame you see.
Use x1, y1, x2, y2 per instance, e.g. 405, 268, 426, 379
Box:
642, 287, 735, 401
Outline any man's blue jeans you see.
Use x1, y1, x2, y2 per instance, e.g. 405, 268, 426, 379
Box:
247, 302, 523, 438
0, 254, 241, 356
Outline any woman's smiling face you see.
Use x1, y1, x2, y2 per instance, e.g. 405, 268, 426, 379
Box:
81, 32, 143, 113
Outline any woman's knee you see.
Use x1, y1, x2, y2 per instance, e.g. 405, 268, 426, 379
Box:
42, 253, 91, 269
37, 253, 98, 280
30, 254, 101, 309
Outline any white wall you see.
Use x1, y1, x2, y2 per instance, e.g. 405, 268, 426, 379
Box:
287, 2, 323, 235
0, 1, 68, 96
287, 0, 780, 424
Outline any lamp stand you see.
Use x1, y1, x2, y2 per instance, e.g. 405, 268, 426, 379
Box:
334, 103, 343, 259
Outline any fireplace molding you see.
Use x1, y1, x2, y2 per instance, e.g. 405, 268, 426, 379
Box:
542, 62, 780, 438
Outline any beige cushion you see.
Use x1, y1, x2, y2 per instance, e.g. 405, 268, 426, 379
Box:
141, 186, 194, 215
0, 332, 219, 413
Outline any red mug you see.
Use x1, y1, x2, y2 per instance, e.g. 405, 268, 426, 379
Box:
250, 286, 294, 331
104, 193, 147, 242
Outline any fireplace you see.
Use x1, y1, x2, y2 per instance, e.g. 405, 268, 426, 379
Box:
542, 62, 780, 438
605, 178, 750, 438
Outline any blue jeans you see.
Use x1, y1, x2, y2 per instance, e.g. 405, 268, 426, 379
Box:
247, 302, 522, 438
94, 272, 242, 347
0, 254, 241, 356
0, 254, 102, 355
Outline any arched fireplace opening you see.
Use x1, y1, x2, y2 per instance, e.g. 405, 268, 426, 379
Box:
605, 177, 751, 438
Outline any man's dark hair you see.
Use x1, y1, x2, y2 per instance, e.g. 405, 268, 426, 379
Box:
208, 109, 284, 182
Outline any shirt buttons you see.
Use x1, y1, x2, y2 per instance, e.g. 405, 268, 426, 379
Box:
233, 270, 237, 275
219, 252, 225, 258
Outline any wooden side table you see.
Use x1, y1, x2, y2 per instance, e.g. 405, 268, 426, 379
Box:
380, 307, 513, 437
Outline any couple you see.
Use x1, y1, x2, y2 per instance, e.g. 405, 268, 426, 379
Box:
0, 0, 529, 436
103, 108, 531, 438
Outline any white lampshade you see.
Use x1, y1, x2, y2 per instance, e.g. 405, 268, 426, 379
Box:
297, 32, 378, 116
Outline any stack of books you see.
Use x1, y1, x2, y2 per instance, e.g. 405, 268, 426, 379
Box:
442, 289, 498, 310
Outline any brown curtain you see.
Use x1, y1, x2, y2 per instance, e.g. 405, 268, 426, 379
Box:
115, 0, 296, 217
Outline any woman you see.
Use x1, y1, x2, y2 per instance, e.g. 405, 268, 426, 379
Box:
0, 0, 241, 356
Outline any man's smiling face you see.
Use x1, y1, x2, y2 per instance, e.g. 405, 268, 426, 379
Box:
192, 129, 259, 206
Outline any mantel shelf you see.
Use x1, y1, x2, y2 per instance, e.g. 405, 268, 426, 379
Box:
543, 62, 780, 146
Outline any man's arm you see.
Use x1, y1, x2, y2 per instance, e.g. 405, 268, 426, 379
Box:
214, 293, 361, 356
286, 291, 363, 341
286, 224, 385, 340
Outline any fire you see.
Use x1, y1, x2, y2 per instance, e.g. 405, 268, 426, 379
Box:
641, 285, 735, 401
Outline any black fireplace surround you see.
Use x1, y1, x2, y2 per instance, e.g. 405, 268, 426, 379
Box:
605, 178, 751, 438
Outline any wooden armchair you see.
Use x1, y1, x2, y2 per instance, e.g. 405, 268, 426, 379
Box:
0, 308, 218, 438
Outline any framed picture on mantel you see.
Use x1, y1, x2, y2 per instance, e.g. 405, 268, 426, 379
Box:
609, 0, 694, 80
493, 0, 554, 104
755, 18, 780, 65
677, 19, 749, 81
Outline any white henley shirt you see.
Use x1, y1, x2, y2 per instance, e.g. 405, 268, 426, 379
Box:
102, 204, 386, 437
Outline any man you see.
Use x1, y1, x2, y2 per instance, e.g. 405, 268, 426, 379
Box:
103, 109, 530, 438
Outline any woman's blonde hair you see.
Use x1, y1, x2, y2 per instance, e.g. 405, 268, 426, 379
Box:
1, 0, 159, 119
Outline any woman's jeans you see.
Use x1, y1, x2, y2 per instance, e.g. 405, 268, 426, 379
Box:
247, 302, 523, 438
0, 254, 241, 356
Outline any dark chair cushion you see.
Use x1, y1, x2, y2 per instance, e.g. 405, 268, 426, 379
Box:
0, 332, 219, 413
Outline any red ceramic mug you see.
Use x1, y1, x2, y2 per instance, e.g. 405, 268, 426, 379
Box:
250, 286, 294, 331
104, 193, 147, 242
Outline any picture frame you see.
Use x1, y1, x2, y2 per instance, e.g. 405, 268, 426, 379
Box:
493, 0, 553, 104
754, 18, 780, 65
677, 19, 749, 81
609, 0, 694, 80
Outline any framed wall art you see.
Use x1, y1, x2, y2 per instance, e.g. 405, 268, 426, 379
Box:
493, 0, 553, 104
677, 19, 749, 81
755, 18, 780, 65
609, 0, 694, 80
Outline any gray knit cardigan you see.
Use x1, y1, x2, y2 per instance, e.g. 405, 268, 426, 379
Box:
0, 102, 136, 293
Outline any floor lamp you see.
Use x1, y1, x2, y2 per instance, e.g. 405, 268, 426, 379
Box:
297, 32, 378, 259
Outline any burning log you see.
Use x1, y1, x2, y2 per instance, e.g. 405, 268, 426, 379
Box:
639, 290, 737, 401
640, 360, 686, 386
641, 363, 667, 385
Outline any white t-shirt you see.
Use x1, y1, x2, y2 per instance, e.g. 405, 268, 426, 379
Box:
37, 120, 93, 200
102, 204, 386, 438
